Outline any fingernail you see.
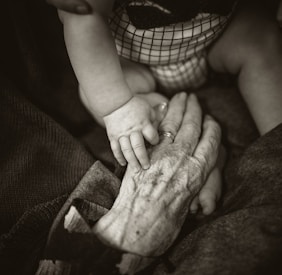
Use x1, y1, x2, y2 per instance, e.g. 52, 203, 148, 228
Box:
190, 209, 198, 214
143, 164, 150, 170
156, 102, 168, 113
159, 102, 168, 110
76, 4, 91, 14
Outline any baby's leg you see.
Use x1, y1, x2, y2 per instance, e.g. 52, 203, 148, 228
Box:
120, 57, 169, 107
120, 57, 156, 95
199, 1, 282, 214
208, 0, 282, 135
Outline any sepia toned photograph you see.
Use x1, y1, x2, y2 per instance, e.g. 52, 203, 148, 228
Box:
0, 0, 282, 274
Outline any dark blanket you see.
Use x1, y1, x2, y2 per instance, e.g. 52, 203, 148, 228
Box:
0, 1, 282, 274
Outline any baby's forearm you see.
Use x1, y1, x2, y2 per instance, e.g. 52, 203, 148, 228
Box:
59, 10, 132, 116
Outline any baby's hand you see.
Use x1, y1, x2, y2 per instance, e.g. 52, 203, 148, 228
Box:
103, 96, 159, 172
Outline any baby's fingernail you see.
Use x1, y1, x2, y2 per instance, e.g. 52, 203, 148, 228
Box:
155, 102, 168, 115
158, 102, 168, 111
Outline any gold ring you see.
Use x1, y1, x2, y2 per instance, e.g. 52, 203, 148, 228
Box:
159, 131, 175, 142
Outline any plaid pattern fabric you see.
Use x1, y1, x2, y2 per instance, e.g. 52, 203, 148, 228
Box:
109, 1, 234, 91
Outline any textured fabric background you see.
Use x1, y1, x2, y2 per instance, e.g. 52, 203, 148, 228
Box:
0, 1, 281, 274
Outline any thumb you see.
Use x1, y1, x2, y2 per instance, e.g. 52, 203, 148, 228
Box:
152, 102, 168, 128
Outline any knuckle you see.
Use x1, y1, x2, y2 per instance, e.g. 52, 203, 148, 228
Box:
185, 158, 205, 191
207, 135, 220, 152
195, 151, 209, 167
121, 146, 133, 154
186, 120, 201, 136
190, 156, 203, 171
183, 141, 193, 153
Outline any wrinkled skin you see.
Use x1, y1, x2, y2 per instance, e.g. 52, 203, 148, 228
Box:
94, 93, 221, 256
36, 93, 221, 275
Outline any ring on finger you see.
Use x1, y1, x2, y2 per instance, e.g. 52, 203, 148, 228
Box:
159, 131, 175, 143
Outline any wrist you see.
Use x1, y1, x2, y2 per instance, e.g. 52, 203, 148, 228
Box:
80, 82, 133, 117
102, 94, 134, 117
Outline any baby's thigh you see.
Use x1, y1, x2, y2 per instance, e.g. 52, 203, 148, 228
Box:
120, 57, 169, 107
119, 57, 156, 95
208, 1, 281, 74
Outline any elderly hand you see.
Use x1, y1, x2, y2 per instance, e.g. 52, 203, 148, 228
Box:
93, 92, 222, 257
46, 0, 92, 14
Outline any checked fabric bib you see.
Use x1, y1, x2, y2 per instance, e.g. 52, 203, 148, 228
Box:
109, 0, 236, 91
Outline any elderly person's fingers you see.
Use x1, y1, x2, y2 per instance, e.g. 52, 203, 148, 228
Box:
191, 143, 225, 215
190, 166, 222, 215
158, 92, 187, 143
46, 0, 92, 14
175, 94, 202, 153
189, 115, 221, 215
193, 115, 221, 180
198, 166, 222, 215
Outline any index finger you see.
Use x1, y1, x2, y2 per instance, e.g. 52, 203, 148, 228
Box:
175, 94, 202, 153
158, 92, 187, 138
46, 0, 92, 14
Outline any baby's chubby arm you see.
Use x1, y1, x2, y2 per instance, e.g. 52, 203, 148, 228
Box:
58, 0, 159, 171
58, 0, 132, 115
